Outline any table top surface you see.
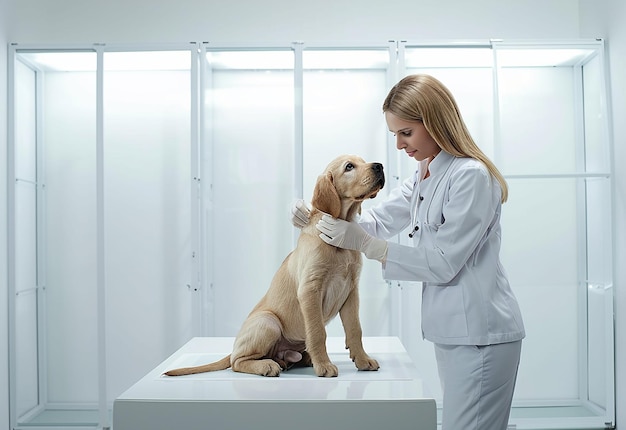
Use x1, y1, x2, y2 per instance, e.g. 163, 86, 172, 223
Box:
116, 336, 431, 403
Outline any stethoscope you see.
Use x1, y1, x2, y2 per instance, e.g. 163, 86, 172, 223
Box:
408, 156, 454, 238
408, 178, 425, 238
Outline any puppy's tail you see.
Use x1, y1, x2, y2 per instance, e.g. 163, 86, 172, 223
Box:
163, 355, 231, 376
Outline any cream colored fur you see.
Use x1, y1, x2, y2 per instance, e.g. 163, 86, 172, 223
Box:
164, 155, 384, 377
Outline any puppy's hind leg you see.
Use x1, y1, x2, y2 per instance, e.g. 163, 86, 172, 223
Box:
231, 311, 284, 377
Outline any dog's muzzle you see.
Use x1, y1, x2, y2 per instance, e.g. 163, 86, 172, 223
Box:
371, 162, 385, 190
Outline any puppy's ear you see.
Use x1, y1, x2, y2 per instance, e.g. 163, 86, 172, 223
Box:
311, 171, 341, 218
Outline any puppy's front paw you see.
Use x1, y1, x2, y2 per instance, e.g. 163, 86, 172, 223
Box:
313, 361, 338, 377
354, 354, 379, 371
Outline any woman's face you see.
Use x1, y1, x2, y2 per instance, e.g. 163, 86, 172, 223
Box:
385, 112, 440, 162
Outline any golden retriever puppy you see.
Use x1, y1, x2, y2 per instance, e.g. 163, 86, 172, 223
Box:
164, 154, 385, 377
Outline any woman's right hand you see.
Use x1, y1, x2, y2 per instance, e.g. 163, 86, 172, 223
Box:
291, 199, 311, 228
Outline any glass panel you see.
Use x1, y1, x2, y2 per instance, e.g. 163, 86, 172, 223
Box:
303, 49, 389, 69
13, 61, 38, 414
586, 176, 612, 408
587, 282, 609, 408
405, 47, 493, 68
12, 48, 196, 426
501, 178, 580, 400
494, 45, 613, 424
495, 46, 598, 176
207, 50, 294, 70
496, 47, 596, 67
104, 50, 190, 71
14, 50, 100, 426
15, 288, 38, 417
586, 177, 612, 287
302, 49, 389, 203
303, 49, 391, 336
583, 54, 611, 174
14, 59, 37, 182
206, 50, 295, 335
17, 51, 96, 72
581, 53, 614, 421
404, 47, 494, 178
102, 50, 193, 402
13, 55, 42, 422
42, 56, 99, 411
497, 65, 578, 175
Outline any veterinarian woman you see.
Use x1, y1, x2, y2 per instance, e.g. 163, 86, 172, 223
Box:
292, 74, 525, 430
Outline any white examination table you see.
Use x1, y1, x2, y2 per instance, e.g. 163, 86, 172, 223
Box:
113, 336, 436, 430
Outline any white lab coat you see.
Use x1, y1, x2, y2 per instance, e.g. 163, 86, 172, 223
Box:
358, 150, 525, 346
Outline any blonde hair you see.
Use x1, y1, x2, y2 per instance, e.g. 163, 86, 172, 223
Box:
382, 74, 508, 203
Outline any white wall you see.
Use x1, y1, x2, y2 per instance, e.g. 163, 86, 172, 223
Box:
4, 0, 624, 428
1, 0, 11, 427
579, 1, 626, 429
8, 0, 579, 45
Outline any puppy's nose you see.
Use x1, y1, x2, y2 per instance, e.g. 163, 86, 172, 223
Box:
372, 163, 385, 188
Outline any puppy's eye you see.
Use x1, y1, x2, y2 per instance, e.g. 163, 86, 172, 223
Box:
345, 163, 355, 172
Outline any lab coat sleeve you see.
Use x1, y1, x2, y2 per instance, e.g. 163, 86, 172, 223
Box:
357, 174, 415, 239
383, 164, 497, 283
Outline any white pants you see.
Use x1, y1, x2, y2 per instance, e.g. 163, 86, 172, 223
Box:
434, 340, 522, 430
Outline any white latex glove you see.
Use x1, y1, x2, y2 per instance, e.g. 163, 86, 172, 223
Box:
290, 199, 311, 229
316, 214, 388, 262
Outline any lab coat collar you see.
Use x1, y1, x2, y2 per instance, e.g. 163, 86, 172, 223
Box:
427, 150, 455, 177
